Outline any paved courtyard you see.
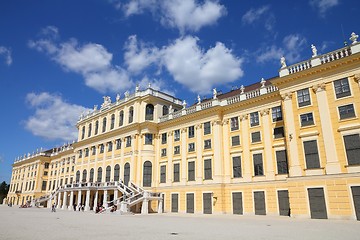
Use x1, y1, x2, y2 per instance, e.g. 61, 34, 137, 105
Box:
0, 205, 358, 240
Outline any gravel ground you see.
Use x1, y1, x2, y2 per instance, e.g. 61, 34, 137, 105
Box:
0, 205, 358, 240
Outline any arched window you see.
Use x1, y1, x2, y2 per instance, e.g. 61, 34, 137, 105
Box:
95, 121, 99, 135
81, 126, 85, 139
76, 170, 80, 183
106, 166, 111, 182
128, 107, 134, 124
143, 161, 152, 187
89, 168, 94, 182
163, 105, 169, 116
102, 117, 107, 132
88, 123, 92, 137
82, 169, 87, 182
119, 110, 124, 126
145, 104, 154, 120
110, 114, 115, 129
114, 164, 120, 181
124, 163, 130, 186
97, 167, 102, 182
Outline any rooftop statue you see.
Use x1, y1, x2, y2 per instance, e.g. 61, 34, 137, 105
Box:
280, 56, 287, 68
311, 44, 318, 57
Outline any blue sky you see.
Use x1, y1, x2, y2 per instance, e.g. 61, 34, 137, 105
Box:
0, 0, 359, 183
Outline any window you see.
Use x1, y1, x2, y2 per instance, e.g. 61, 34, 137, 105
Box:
145, 104, 154, 120
110, 114, 115, 129
161, 133, 167, 144
88, 123, 92, 137
303, 140, 321, 169
204, 159, 212, 180
339, 104, 355, 119
174, 129, 180, 141
173, 163, 180, 182
174, 146, 180, 155
334, 78, 351, 98
188, 143, 195, 152
188, 126, 195, 138
126, 136, 131, 147
92, 146, 96, 155
41, 181, 47, 191
161, 148, 167, 157
188, 161, 195, 181
274, 127, 285, 139
81, 126, 85, 140
79, 150, 83, 158
253, 153, 264, 176
116, 139, 121, 149
82, 169, 87, 182
251, 131, 261, 143
272, 106, 282, 121
99, 144, 104, 153
89, 168, 94, 182
124, 163, 130, 186
297, 88, 311, 107
231, 117, 239, 131
128, 107, 134, 124
71, 166, 74, 172
204, 139, 212, 149
300, 113, 314, 127
119, 111, 124, 126
97, 167, 102, 182
102, 117, 107, 133
250, 112, 259, 127
204, 122, 211, 135
143, 161, 152, 187
160, 165, 166, 183
44, 171, 48, 176
231, 136, 240, 146
232, 156, 242, 178
85, 148, 89, 157
276, 150, 288, 174
145, 133, 153, 145
76, 170, 80, 182
163, 105, 169, 116
106, 166, 111, 182
343, 134, 360, 165
44, 163, 49, 169
95, 121, 99, 135
108, 142, 113, 152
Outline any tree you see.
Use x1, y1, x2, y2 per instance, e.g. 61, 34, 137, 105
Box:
0, 181, 9, 204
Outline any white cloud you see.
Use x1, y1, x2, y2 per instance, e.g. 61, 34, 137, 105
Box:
138, 76, 176, 96
242, 5, 269, 24
124, 35, 160, 74
256, 34, 307, 64
123, 35, 243, 94
29, 26, 133, 94
310, 0, 339, 16
0, 46, 12, 66
162, 36, 243, 94
121, 0, 226, 33
25, 92, 91, 141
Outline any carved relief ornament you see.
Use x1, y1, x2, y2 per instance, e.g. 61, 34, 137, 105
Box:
281, 92, 292, 101
312, 83, 326, 93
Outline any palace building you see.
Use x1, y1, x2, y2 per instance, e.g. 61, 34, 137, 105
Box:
5, 33, 360, 220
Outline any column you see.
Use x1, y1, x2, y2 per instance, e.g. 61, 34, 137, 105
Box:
93, 190, 98, 212
141, 192, 149, 215
68, 191, 74, 210
312, 84, 341, 174
77, 190, 82, 208
281, 92, 302, 176
167, 131, 174, 184
114, 189, 118, 205
157, 199, 163, 214
195, 124, 203, 183
57, 192, 61, 208
240, 114, 252, 181
260, 109, 275, 180
222, 119, 231, 183
103, 190, 108, 208
181, 128, 187, 183
62, 191, 67, 210
212, 119, 223, 182
85, 190, 90, 211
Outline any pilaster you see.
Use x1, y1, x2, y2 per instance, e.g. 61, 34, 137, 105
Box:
260, 109, 275, 180
240, 114, 252, 181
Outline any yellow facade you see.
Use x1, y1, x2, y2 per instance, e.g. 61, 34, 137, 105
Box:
6, 43, 360, 220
